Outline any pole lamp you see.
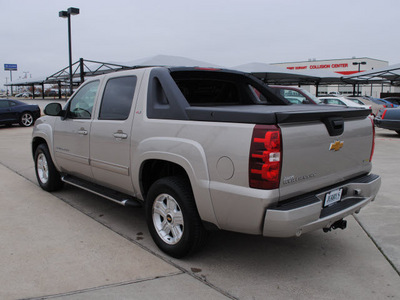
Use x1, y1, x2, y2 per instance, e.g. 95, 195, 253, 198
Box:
59, 7, 80, 96
352, 61, 366, 96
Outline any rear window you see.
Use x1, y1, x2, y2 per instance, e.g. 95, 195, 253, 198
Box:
171, 70, 282, 107
175, 79, 239, 106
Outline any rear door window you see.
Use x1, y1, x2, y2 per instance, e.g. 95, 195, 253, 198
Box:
99, 76, 137, 120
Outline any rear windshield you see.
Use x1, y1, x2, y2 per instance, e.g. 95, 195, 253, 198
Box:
171, 70, 285, 106
174, 79, 240, 105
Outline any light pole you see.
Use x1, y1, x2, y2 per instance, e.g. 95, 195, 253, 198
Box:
59, 7, 80, 96
352, 61, 366, 96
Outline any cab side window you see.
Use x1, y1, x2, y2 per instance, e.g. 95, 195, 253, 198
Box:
99, 76, 137, 120
68, 81, 100, 119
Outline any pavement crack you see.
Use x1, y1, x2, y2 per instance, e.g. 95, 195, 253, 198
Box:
19, 273, 184, 300
4, 164, 237, 300
354, 215, 400, 277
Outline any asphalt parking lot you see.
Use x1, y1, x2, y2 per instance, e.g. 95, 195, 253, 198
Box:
0, 107, 399, 299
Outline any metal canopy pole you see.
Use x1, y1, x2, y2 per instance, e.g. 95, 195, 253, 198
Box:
352, 61, 366, 95
80, 58, 85, 84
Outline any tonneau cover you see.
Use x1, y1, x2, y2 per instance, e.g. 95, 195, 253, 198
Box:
185, 105, 371, 125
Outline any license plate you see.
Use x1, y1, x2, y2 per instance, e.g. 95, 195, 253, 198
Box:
324, 188, 343, 207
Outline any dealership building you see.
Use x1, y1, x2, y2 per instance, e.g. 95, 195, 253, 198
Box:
271, 57, 398, 97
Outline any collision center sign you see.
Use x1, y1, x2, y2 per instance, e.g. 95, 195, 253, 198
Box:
4, 64, 17, 71
286, 63, 349, 71
285, 63, 361, 75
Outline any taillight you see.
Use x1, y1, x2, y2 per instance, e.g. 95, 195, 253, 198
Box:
383, 105, 387, 108
381, 109, 387, 119
369, 117, 375, 162
249, 125, 282, 189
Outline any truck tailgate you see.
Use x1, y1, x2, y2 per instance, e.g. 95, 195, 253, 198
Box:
278, 110, 374, 201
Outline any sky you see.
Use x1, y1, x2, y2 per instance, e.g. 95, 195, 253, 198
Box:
1, 0, 399, 90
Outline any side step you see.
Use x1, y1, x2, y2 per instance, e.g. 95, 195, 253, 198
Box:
61, 175, 141, 207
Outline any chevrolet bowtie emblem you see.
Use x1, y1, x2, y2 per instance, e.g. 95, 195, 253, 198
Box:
329, 140, 344, 151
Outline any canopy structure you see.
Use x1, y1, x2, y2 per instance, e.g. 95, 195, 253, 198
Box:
232, 62, 317, 84
233, 62, 346, 85
5, 56, 398, 98
343, 63, 400, 86
5, 55, 221, 98
4, 59, 135, 98
232, 62, 355, 95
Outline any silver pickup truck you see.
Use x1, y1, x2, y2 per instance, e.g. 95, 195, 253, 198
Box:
32, 67, 381, 257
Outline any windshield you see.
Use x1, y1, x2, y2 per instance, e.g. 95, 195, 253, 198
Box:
347, 98, 365, 105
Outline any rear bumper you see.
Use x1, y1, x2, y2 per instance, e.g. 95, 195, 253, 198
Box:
374, 118, 400, 131
263, 174, 381, 237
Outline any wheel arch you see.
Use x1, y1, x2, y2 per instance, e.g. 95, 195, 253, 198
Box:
137, 152, 218, 228
140, 159, 190, 198
31, 119, 59, 170
32, 136, 47, 160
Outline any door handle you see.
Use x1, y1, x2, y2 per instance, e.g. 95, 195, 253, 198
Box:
78, 128, 88, 135
113, 131, 128, 139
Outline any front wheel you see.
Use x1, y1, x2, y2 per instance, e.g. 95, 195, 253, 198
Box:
34, 144, 63, 191
145, 176, 207, 258
20, 112, 34, 127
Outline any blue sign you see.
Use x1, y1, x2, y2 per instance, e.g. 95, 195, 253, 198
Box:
4, 64, 17, 71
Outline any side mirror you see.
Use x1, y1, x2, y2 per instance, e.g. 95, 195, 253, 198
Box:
44, 103, 63, 116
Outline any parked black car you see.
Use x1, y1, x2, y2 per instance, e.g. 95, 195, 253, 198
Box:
383, 97, 400, 106
0, 99, 41, 127
374, 108, 400, 135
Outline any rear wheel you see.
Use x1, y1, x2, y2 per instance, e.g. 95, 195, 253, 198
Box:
145, 176, 207, 258
34, 144, 63, 191
19, 112, 34, 127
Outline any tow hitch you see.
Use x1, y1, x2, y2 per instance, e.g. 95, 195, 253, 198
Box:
323, 219, 347, 233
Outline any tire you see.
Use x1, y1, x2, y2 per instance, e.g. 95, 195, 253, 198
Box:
145, 176, 208, 258
19, 112, 34, 127
34, 144, 63, 191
